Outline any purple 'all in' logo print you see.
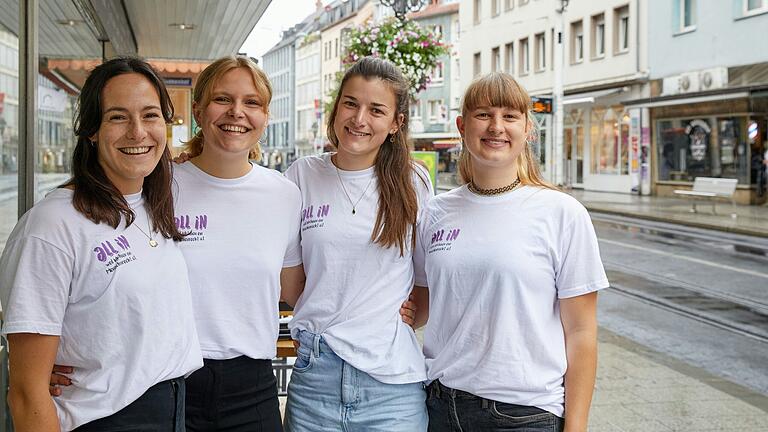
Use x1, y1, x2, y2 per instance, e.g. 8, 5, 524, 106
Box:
93, 235, 137, 274
301, 203, 330, 231
176, 214, 209, 242
428, 227, 461, 253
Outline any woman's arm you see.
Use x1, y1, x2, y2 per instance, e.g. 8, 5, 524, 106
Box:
280, 264, 306, 308
560, 292, 598, 432
8, 333, 62, 432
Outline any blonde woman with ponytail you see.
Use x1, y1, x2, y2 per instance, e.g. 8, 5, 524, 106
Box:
415, 72, 608, 432
283, 56, 431, 432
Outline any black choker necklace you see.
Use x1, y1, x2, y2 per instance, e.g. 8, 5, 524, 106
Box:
468, 178, 521, 196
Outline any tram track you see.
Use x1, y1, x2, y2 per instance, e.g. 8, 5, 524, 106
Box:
592, 211, 768, 346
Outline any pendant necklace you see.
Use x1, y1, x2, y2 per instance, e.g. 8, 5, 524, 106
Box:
133, 219, 159, 247
333, 157, 374, 215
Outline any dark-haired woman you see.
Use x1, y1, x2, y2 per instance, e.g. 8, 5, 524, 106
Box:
0, 57, 201, 432
283, 57, 431, 432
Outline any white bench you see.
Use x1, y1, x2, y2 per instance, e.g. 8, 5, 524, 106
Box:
673, 177, 738, 215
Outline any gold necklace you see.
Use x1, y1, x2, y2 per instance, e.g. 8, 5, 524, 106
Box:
468, 178, 521, 196
333, 156, 374, 215
133, 219, 159, 247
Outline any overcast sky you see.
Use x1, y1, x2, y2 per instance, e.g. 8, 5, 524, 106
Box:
240, 0, 330, 62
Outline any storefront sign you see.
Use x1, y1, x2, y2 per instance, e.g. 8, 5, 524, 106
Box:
164, 77, 192, 87
685, 119, 711, 162
531, 97, 552, 114
411, 151, 438, 190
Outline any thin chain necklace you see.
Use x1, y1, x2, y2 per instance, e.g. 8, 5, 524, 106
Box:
332, 156, 374, 215
467, 178, 521, 196
133, 218, 158, 247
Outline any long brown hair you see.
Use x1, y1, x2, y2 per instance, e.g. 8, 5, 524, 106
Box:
326, 57, 424, 256
458, 72, 556, 190
68, 57, 182, 240
185, 56, 272, 160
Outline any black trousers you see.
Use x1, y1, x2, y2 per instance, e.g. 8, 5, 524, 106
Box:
186, 356, 283, 432
74, 377, 185, 432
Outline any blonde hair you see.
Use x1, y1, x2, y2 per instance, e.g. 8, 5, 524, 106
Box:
185, 56, 272, 161
458, 72, 555, 190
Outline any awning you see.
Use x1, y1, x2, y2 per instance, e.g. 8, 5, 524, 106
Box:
563, 87, 624, 105
48, 59, 212, 73
433, 139, 460, 149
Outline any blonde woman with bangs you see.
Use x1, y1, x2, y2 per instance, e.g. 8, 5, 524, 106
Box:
413, 72, 608, 432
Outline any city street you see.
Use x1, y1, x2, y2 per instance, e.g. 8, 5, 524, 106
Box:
590, 212, 768, 430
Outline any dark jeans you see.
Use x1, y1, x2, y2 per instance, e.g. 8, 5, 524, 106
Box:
74, 377, 185, 432
426, 381, 564, 432
186, 356, 283, 432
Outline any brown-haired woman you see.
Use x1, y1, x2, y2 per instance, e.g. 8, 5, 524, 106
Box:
416, 72, 608, 432
0, 57, 201, 431
282, 56, 431, 431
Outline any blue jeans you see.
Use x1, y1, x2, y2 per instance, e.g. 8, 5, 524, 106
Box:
426, 381, 564, 432
284, 330, 428, 432
74, 377, 185, 432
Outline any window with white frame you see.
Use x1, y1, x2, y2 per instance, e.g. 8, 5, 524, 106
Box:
505, 0, 514, 11
474, 52, 482, 77
431, 24, 443, 39
410, 101, 421, 120
534, 33, 546, 71
520, 37, 529, 74
428, 100, 445, 123
454, 57, 460, 80
680, 0, 696, 31
504, 42, 514, 74
591, 13, 605, 58
571, 20, 584, 63
474, 0, 482, 24
614, 5, 629, 54
429, 62, 444, 84
492, 46, 501, 72
745, 0, 768, 15
492, 0, 501, 16
518, 0, 529, 5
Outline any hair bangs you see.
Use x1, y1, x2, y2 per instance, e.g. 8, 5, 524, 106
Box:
461, 72, 530, 117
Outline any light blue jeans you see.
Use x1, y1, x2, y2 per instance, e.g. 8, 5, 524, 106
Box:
284, 330, 428, 432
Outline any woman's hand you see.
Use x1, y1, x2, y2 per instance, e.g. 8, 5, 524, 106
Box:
173, 151, 191, 164
400, 294, 417, 328
48, 365, 73, 396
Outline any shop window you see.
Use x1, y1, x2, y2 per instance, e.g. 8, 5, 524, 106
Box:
656, 117, 751, 183
590, 107, 629, 175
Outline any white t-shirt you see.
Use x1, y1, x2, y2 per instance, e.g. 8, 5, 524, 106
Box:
0, 188, 202, 431
285, 153, 432, 384
417, 185, 609, 417
173, 161, 302, 360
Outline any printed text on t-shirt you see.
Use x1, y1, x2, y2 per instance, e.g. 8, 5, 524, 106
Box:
177, 214, 208, 242
301, 204, 330, 231
428, 227, 461, 253
93, 235, 137, 273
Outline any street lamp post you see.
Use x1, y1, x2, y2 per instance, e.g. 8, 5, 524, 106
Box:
553, 0, 569, 187
379, 0, 426, 21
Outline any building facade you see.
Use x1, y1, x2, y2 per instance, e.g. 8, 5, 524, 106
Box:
410, 1, 462, 182
459, 0, 649, 193
295, 30, 323, 158
263, 30, 300, 171
635, 0, 768, 204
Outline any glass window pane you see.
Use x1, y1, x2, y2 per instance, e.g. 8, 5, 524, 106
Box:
0, 25, 18, 251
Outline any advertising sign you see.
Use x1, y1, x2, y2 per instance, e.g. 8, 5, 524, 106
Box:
410, 151, 438, 190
